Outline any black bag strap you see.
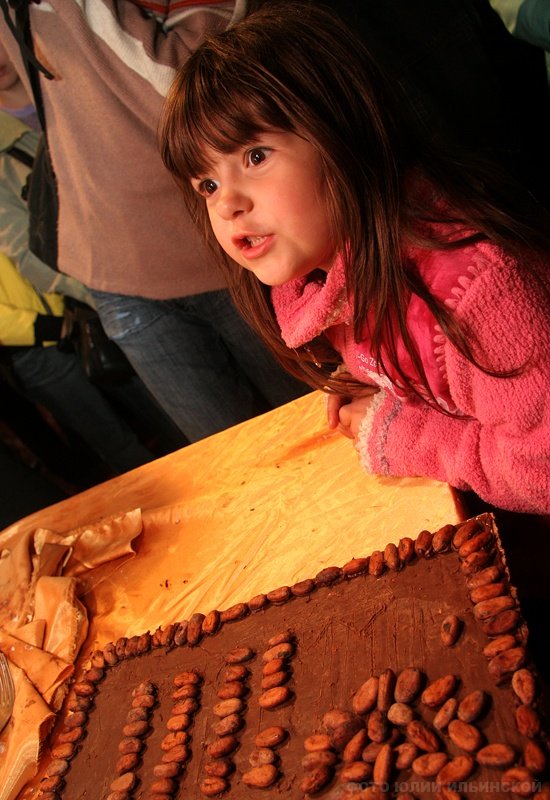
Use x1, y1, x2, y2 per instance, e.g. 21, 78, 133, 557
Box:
5, 144, 34, 169
0, 0, 54, 130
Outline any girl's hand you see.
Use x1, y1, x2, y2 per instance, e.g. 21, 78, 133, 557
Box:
326, 385, 379, 439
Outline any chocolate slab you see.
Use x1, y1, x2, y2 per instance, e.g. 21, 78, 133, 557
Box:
45, 514, 549, 799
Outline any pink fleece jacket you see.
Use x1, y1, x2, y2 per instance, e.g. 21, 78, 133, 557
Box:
272, 239, 550, 514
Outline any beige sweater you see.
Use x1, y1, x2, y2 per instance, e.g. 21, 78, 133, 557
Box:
0, 1, 246, 299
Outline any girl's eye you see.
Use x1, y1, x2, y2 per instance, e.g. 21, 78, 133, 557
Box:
247, 147, 270, 167
196, 178, 220, 197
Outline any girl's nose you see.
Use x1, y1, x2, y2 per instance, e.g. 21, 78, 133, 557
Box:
215, 185, 252, 220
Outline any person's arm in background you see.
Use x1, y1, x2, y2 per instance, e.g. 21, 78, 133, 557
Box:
515, 0, 550, 51
0, 129, 94, 306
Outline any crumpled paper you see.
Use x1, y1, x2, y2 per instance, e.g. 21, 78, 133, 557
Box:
0, 508, 143, 800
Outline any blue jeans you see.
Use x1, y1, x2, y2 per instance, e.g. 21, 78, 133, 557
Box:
11, 346, 155, 474
91, 288, 310, 442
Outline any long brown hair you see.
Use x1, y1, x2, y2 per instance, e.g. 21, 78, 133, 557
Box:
160, 1, 550, 397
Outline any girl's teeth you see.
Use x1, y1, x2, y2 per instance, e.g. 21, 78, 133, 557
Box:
247, 235, 264, 246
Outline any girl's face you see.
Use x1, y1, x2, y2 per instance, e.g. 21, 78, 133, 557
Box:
191, 131, 336, 286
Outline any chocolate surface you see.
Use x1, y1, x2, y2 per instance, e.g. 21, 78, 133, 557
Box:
55, 515, 547, 799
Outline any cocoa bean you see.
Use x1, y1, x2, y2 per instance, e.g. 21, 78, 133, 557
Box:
166, 714, 191, 732
261, 671, 290, 690
212, 712, 243, 736
159, 625, 175, 649
342, 557, 370, 577
384, 542, 400, 570
248, 593, 268, 610
249, 749, 277, 767
343, 728, 369, 762
160, 744, 189, 763
103, 643, 118, 665
136, 632, 151, 654
172, 698, 199, 716
474, 594, 516, 621
373, 743, 393, 786
217, 681, 247, 700
330, 717, 365, 751
394, 667, 424, 705
263, 657, 285, 676
305, 733, 333, 752
398, 536, 416, 564
433, 698, 458, 731
457, 690, 487, 723
466, 564, 501, 590
45, 760, 69, 778
315, 566, 342, 585
362, 742, 384, 763
458, 529, 493, 559
173, 621, 188, 646
51, 743, 74, 760
206, 735, 238, 758
516, 704, 540, 738
115, 638, 128, 658
512, 668, 536, 705
58, 727, 84, 744
223, 664, 249, 682
118, 737, 142, 755
202, 609, 221, 635
291, 578, 315, 596
266, 586, 291, 604
406, 720, 440, 752
378, 669, 396, 712
524, 740, 547, 774
255, 726, 287, 748
452, 518, 482, 549
132, 692, 156, 707
267, 630, 293, 647
368, 709, 389, 743
213, 698, 243, 718
153, 763, 181, 778
421, 674, 457, 708
440, 615, 462, 647
259, 685, 292, 709
299, 766, 333, 794
204, 759, 234, 777
302, 750, 338, 770
470, 581, 506, 604
415, 530, 433, 558
395, 742, 418, 769
225, 646, 255, 664
200, 777, 228, 797
187, 612, 205, 646
502, 766, 536, 798
126, 707, 148, 724
84, 667, 104, 684
220, 603, 249, 623
340, 761, 373, 783
39, 777, 64, 792
323, 709, 357, 731
369, 550, 385, 577
67, 695, 91, 713
432, 524, 455, 553
64, 711, 87, 729
160, 732, 188, 751
488, 647, 526, 681
387, 702, 414, 726
412, 752, 448, 777
481, 609, 520, 636
461, 549, 493, 574
116, 753, 139, 773
110, 773, 136, 792
122, 720, 149, 737
73, 682, 95, 698
436, 788, 462, 800
476, 742, 517, 768
437, 754, 475, 785
483, 634, 516, 659
262, 642, 294, 662
447, 719, 483, 752
353, 676, 379, 715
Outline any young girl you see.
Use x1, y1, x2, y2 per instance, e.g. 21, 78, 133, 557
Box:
160, 2, 550, 515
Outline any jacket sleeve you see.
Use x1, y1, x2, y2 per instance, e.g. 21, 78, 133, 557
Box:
356, 256, 550, 514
